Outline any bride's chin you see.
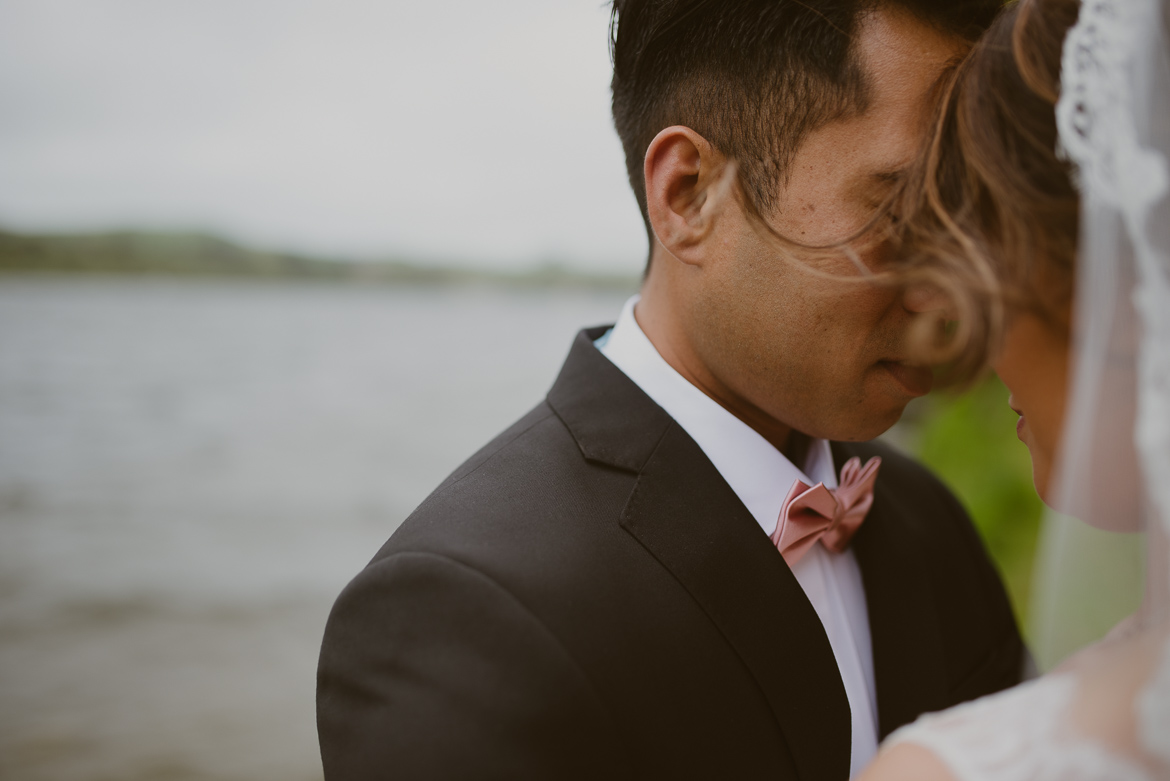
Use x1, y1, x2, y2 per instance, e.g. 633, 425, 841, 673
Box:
1028, 451, 1056, 507
1034, 462, 1053, 507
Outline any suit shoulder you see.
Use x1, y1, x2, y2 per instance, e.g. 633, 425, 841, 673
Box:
371, 399, 634, 568
438, 401, 561, 488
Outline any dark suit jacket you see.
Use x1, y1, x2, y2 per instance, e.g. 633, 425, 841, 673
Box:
317, 327, 1025, 780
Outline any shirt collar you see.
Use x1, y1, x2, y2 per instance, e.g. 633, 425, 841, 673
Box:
598, 294, 838, 537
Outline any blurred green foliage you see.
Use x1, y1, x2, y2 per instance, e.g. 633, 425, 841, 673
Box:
909, 376, 1046, 627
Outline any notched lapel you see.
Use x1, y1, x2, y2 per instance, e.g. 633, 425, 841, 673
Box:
836, 443, 950, 739
622, 424, 852, 781
547, 327, 675, 473
549, 328, 853, 778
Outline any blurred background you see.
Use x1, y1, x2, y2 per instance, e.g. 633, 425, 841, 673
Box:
0, 2, 1042, 779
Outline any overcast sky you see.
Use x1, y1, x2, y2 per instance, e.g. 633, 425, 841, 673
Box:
0, 1, 647, 272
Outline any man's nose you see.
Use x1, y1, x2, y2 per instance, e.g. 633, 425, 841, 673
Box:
902, 283, 949, 314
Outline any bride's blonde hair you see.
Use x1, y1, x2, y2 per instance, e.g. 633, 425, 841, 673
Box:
892, 0, 1082, 384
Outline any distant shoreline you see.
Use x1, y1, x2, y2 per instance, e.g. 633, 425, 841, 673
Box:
0, 229, 640, 290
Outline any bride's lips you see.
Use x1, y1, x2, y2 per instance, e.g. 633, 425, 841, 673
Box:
1009, 397, 1026, 439
878, 360, 933, 397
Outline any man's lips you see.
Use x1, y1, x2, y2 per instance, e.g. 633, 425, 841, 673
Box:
878, 360, 933, 396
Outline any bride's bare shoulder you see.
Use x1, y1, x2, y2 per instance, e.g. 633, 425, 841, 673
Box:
856, 743, 959, 781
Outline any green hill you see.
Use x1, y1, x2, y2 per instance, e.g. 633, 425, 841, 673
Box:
0, 229, 638, 289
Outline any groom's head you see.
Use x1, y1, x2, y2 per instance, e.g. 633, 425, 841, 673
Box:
610, 0, 998, 445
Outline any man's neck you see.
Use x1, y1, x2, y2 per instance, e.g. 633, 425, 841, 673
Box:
634, 277, 801, 461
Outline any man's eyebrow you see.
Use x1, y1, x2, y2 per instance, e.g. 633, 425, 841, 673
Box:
855, 169, 907, 208
871, 169, 906, 184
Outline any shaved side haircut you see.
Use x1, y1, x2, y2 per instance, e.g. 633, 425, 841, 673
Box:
609, 0, 1001, 256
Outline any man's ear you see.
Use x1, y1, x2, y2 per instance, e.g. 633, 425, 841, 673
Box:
644, 126, 734, 266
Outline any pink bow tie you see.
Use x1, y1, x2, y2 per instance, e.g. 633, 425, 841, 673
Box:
770, 456, 882, 566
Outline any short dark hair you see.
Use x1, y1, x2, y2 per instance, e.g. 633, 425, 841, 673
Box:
609, 0, 1001, 253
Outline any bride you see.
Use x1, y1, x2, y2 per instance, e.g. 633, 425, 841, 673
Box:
854, 0, 1170, 777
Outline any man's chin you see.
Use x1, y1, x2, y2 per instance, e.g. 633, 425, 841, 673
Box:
786, 406, 903, 441
832, 420, 903, 443
814, 400, 911, 444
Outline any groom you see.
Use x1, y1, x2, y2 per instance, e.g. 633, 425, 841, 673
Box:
317, 1, 1024, 778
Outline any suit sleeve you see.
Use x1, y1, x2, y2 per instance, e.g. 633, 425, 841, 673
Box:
316, 551, 633, 781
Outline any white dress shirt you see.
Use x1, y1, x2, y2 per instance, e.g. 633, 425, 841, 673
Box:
597, 295, 879, 776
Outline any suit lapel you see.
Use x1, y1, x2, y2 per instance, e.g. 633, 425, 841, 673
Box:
835, 442, 950, 739
548, 329, 851, 779
621, 424, 851, 781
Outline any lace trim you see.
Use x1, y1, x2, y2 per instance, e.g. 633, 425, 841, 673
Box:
1056, 0, 1169, 214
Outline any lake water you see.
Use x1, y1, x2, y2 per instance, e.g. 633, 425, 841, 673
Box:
0, 276, 634, 780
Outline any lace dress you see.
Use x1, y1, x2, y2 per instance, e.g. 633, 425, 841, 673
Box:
884, 672, 1155, 781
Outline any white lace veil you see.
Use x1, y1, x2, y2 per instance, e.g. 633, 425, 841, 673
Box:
1028, 0, 1170, 767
